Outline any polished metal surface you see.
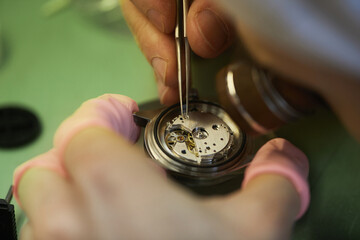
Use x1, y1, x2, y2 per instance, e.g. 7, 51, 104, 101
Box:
141, 100, 250, 185
164, 111, 233, 165
226, 65, 269, 134
251, 68, 303, 122
225, 63, 304, 134
175, 0, 190, 118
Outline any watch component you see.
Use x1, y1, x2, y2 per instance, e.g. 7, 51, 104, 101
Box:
138, 100, 250, 185
164, 111, 234, 165
175, 0, 191, 118
216, 62, 320, 135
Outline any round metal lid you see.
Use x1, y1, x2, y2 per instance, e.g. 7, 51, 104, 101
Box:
144, 100, 249, 184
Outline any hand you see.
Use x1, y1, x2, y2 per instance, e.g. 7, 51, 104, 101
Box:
121, 0, 360, 141
120, 0, 234, 105
15, 95, 309, 240
213, 0, 360, 141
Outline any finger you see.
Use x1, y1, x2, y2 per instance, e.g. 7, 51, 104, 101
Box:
64, 127, 244, 239
53, 94, 140, 156
205, 176, 300, 240
18, 167, 87, 240
156, 76, 180, 105
187, 0, 234, 58
20, 222, 34, 240
126, 0, 176, 33
64, 127, 166, 196
205, 139, 309, 240
13, 149, 66, 205
62, 127, 170, 236
120, 0, 178, 104
241, 138, 310, 219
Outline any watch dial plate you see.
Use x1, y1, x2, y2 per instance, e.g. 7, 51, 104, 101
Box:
144, 100, 249, 184
165, 111, 233, 165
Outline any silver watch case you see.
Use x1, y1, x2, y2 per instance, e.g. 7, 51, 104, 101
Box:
134, 100, 250, 185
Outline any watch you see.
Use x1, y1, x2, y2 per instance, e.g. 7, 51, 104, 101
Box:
134, 96, 252, 187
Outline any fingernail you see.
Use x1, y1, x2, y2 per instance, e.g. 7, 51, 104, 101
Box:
196, 9, 229, 52
152, 57, 168, 85
147, 9, 165, 32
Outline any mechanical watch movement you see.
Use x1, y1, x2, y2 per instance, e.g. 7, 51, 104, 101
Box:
134, 99, 251, 186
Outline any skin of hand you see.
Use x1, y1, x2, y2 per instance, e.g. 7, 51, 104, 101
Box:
15, 94, 305, 240
214, 1, 360, 142
120, 0, 235, 105
120, 0, 360, 142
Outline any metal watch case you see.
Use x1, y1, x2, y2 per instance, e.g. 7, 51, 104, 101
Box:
134, 100, 251, 186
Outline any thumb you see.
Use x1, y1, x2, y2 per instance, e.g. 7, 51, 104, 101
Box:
187, 0, 234, 58
205, 138, 309, 240
54, 94, 140, 155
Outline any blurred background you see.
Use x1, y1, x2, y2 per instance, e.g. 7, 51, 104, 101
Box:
0, 0, 359, 239
0, 0, 156, 191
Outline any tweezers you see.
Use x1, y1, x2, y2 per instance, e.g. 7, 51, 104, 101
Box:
175, 0, 190, 118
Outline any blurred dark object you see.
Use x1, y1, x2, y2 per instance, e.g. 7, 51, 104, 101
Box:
217, 62, 322, 135
0, 186, 17, 240
0, 106, 41, 149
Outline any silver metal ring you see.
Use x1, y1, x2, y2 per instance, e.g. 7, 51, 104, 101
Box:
143, 100, 250, 185
226, 64, 269, 134
252, 68, 303, 122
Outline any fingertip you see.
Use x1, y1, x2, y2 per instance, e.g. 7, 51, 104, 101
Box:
146, 8, 175, 34
17, 167, 62, 211
130, 0, 176, 34
151, 54, 177, 89
208, 174, 302, 240
14, 149, 65, 207
242, 138, 310, 219
20, 222, 34, 240
155, 72, 179, 106
255, 138, 309, 177
187, 1, 234, 58
54, 94, 141, 155
99, 94, 140, 113
160, 87, 179, 106
16, 167, 87, 240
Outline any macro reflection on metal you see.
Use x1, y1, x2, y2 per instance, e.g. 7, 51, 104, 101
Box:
217, 62, 319, 135
176, 0, 191, 118
134, 100, 250, 185
226, 69, 268, 134
164, 111, 234, 165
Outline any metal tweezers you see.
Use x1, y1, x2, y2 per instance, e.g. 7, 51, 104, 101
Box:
175, 0, 190, 118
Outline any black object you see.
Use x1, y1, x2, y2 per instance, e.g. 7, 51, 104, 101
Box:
0, 186, 17, 240
0, 106, 41, 148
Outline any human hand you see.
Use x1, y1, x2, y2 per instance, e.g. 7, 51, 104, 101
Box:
214, 0, 360, 141
121, 0, 360, 141
120, 0, 234, 105
14, 94, 310, 240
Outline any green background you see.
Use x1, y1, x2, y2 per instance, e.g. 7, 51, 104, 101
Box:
0, 0, 359, 239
